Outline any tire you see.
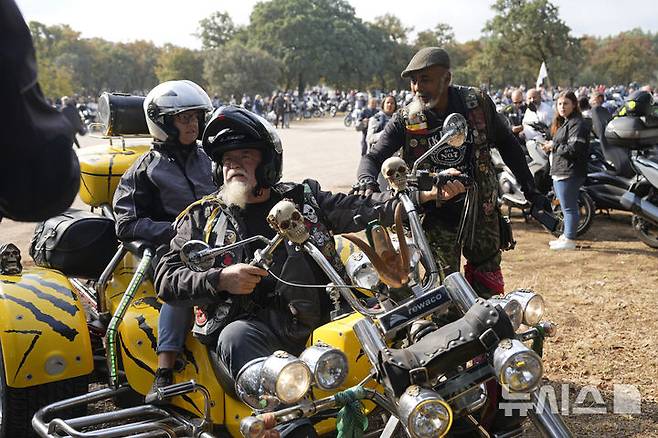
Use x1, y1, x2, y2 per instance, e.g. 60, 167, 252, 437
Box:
0, 341, 89, 437
313, 109, 322, 118
550, 189, 595, 237
632, 214, 658, 248
344, 115, 353, 127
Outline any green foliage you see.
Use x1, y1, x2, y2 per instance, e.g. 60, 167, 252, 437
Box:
479, 0, 581, 87
196, 11, 237, 49
156, 44, 205, 86
203, 40, 282, 98
247, 0, 376, 93
25, 3, 658, 102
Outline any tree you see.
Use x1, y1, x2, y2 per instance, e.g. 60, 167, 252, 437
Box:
196, 11, 237, 49
482, 0, 581, 87
372, 14, 413, 44
247, 0, 375, 94
414, 23, 455, 49
156, 45, 205, 86
588, 30, 658, 85
203, 41, 282, 99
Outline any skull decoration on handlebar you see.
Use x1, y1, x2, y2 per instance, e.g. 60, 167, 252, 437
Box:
266, 199, 309, 244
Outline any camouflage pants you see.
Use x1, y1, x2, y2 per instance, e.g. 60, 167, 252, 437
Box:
425, 146, 502, 298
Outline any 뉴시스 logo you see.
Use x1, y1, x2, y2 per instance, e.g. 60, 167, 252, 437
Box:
499, 384, 641, 416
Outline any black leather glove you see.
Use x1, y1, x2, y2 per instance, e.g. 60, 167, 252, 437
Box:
349, 177, 380, 196
529, 192, 559, 232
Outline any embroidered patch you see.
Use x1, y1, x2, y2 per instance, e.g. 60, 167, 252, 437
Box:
303, 204, 318, 223
219, 251, 235, 267
224, 230, 237, 244
409, 138, 419, 148
194, 306, 208, 326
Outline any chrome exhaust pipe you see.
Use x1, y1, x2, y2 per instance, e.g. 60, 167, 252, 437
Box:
527, 389, 572, 438
620, 192, 658, 224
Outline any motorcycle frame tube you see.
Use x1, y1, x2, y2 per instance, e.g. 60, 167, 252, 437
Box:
96, 245, 128, 313
443, 272, 479, 314
398, 192, 440, 295
106, 248, 153, 388
528, 389, 573, 438
301, 241, 382, 317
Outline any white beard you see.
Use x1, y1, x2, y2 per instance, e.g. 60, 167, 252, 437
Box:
219, 180, 251, 210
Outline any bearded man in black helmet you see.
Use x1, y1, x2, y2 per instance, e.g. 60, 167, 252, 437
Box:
355, 47, 550, 298
154, 105, 457, 437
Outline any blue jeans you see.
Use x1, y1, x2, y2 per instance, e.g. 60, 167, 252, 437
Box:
553, 176, 585, 240
157, 303, 193, 353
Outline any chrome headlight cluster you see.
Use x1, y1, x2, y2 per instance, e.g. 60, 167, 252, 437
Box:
398, 386, 453, 438
345, 251, 380, 290
493, 339, 543, 392
488, 296, 524, 330
299, 343, 349, 390
506, 289, 545, 326
236, 351, 311, 409
235, 345, 349, 410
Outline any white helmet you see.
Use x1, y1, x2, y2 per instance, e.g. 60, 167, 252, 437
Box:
143, 80, 213, 141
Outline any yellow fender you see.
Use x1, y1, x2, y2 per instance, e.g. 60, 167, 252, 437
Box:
0, 268, 93, 388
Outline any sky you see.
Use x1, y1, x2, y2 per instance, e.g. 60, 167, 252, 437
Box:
14, 0, 658, 49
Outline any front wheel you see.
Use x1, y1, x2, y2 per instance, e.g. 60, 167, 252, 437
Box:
549, 189, 595, 237
631, 214, 658, 248
0, 341, 89, 437
344, 114, 353, 127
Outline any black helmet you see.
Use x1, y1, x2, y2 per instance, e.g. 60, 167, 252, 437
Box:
202, 105, 283, 188
619, 90, 654, 117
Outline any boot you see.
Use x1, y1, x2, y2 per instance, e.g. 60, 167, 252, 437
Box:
145, 368, 173, 404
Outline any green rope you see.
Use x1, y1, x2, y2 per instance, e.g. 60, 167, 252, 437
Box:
335, 387, 368, 438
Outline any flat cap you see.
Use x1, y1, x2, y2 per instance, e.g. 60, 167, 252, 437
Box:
401, 47, 451, 78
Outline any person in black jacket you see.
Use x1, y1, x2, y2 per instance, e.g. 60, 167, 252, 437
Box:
0, 0, 80, 222
354, 47, 548, 297
112, 80, 216, 400
542, 90, 589, 250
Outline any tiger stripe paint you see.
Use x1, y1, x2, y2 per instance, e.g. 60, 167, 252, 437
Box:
0, 268, 93, 388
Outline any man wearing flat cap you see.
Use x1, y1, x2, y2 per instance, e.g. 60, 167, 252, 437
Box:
355, 47, 548, 298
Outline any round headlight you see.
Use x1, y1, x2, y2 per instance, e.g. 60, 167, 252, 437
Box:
493, 339, 543, 392
240, 416, 265, 438
488, 297, 523, 331
506, 290, 545, 326
300, 344, 349, 390
398, 386, 453, 438
345, 252, 380, 290
261, 351, 312, 404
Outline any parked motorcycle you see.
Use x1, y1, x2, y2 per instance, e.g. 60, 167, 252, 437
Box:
344, 106, 362, 128
606, 114, 658, 247
493, 142, 595, 237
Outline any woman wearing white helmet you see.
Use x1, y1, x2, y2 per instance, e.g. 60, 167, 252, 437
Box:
112, 80, 216, 401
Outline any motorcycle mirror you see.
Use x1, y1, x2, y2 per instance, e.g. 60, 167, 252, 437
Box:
180, 240, 214, 272
411, 113, 469, 175
442, 113, 468, 147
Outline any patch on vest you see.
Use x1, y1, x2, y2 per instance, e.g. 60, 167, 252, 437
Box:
426, 131, 467, 167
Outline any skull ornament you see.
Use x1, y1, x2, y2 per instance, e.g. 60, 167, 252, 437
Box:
267, 200, 309, 244
0, 243, 22, 275
303, 204, 318, 223
381, 157, 409, 192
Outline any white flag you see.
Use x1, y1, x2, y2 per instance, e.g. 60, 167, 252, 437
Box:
536, 61, 548, 88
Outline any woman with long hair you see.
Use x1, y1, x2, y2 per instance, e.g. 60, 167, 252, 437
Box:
542, 90, 590, 250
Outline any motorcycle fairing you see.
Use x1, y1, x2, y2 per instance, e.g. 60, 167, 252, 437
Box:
0, 268, 93, 388
633, 155, 658, 188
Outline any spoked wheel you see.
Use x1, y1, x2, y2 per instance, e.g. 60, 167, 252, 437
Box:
549, 189, 595, 237
632, 214, 658, 248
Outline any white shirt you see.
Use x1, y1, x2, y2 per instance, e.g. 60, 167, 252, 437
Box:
522, 101, 554, 141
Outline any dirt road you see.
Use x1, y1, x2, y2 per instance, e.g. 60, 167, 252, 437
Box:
2, 117, 656, 436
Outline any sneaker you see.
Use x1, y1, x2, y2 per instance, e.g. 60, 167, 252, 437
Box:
549, 238, 577, 250
145, 368, 173, 404
549, 234, 568, 246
